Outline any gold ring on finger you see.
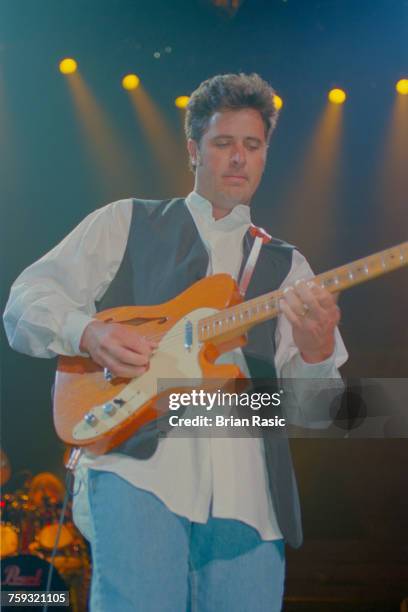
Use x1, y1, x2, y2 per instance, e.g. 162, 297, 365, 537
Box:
301, 304, 310, 317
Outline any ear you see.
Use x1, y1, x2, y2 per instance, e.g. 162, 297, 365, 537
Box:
187, 139, 199, 168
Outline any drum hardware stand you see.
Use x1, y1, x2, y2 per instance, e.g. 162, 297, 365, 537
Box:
42, 448, 83, 612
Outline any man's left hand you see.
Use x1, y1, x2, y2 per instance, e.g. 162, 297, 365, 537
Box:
279, 280, 340, 364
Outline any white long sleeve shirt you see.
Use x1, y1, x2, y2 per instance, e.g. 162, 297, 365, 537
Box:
3, 192, 348, 541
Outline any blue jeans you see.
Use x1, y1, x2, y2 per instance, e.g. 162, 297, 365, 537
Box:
84, 470, 285, 612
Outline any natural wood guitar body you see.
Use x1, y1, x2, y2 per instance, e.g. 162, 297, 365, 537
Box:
54, 274, 245, 454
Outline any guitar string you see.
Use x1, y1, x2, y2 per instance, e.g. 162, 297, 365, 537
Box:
139, 303, 280, 346
124, 254, 403, 345
123, 310, 272, 347
116, 250, 406, 347
120, 268, 367, 346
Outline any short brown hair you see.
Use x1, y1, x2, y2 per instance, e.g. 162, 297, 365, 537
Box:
185, 73, 279, 146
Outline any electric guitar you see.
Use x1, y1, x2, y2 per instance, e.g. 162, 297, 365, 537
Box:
54, 241, 408, 455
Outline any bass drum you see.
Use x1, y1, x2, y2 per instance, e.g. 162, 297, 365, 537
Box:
1, 555, 71, 611
0, 492, 39, 557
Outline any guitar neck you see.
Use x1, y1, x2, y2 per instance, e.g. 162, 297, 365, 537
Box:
198, 241, 408, 343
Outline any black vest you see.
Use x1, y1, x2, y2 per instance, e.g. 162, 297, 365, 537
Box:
97, 198, 303, 547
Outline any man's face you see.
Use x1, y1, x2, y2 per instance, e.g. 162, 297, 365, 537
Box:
188, 108, 268, 215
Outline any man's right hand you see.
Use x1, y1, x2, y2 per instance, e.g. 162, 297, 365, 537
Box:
79, 320, 158, 378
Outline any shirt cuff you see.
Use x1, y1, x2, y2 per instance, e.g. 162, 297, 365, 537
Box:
289, 351, 338, 378
62, 311, 95, 356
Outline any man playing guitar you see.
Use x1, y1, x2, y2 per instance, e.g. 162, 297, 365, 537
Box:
4, 73, 348, 611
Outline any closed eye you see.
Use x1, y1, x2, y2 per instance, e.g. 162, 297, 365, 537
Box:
245, 139, 262, 151
214, 140, 231, 148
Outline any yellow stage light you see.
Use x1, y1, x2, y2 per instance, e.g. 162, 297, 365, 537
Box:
396, 79, 408, 95
273, 95, 283, 110
175, 96, 190, 109
122, 74, 140, 91
59, 58, 78, 75
328, 88, 346, 104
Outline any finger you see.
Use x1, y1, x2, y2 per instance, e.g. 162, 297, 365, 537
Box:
311, 288, 341, 322
101, 353, 149, 379
294, 280, 321, 314
108, 344, 151, 368
306, 283, 336, 306
282, 286, 309, 318
119, 328, 157, 355
298, 282, 341, 325
279, 298, 303, 328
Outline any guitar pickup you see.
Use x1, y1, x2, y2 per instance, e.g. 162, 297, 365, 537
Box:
184, 319, 193, 350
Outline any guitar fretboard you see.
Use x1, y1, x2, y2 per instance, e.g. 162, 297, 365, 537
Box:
198, 241, 408, 342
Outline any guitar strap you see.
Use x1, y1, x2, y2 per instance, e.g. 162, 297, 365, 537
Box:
238, 225, 272, 297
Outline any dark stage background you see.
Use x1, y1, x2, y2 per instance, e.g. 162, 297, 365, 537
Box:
1, 0, 407, 608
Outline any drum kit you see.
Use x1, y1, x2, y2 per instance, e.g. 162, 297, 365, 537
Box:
0, 450, 91, 611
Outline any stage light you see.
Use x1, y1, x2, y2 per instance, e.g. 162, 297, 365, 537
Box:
175, 96, 190, 109
273, 95, 283, 110
122, 74, 140, 91
328, 88, 346, 104
59, 58, 77, 75
396, 79, 408, 95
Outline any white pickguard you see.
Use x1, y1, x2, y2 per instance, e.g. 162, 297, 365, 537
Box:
72, 307, 218, 441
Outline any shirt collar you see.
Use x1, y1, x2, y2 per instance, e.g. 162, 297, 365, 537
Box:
185, 191, 252, 231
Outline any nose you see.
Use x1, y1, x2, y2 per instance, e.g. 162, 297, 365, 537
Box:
230, 144, 246, 167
